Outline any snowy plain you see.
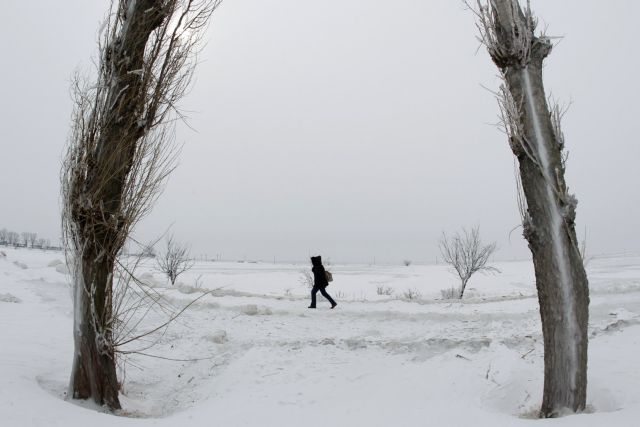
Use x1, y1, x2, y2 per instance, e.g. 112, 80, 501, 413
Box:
1, 247, 640, 426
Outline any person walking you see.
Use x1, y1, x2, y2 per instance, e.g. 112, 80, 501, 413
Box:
308, 255, 337, 309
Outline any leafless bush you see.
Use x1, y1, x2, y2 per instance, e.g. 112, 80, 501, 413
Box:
403, 259, 412, 266
193, 273, 204, 289
141, 243, 157, 258
156, 236, 194, 285
299, 270, 314, 289
439, 226, 499, 299
376, 285, 394, 296
402, 288, 421, 300
440, 287, 462, 300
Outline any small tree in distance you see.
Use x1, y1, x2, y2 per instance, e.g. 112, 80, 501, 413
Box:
7, 231, 20, 246
141, 243, 157, 258
439, 226, 499, 299
27, 232, 38, 248
157, 236, 194, 285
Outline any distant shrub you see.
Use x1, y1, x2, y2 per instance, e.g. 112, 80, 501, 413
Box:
207, 330, 228, 344
299, 270, 314, 289
402, 288, 421, 300
440, 287, 461, 300
403, 259, 412, 266
334, 290, 347, 300
376, 285, 394, 296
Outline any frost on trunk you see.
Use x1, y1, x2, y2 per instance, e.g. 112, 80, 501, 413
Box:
471, 0, 589, 417
62, 0, 220, 410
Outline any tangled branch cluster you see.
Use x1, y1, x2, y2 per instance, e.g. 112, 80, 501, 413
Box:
469, 0, 537, 69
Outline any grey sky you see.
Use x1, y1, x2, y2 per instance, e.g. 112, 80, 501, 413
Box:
1, 1, 638, 264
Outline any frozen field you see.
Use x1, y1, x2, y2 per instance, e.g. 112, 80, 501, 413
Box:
1, 247, 640, 426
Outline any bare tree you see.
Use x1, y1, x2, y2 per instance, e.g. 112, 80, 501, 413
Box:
439, 226, 498, 299
20, 231, 32, 247
141, 242, 157, 258
0, 228, 8, 244
470, 0, 590, 417
7, 231, 20, 246
156, 235, 193, 285
61, 0, 221, 410
27, 232, 38, 248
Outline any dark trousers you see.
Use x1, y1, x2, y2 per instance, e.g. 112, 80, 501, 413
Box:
310, 285, 336, 307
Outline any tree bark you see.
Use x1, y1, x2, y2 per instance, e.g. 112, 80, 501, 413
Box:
506, 54, 589, 418
70, 253, 120, 409
459, 278, 469, 299
486, 0, 590, 417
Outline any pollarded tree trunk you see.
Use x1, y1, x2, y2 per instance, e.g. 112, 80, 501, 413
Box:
505, 51, 589, 418
65, 0, 219, 409
476, 0, 590, 417
509, 52, 590, 419
67, 1, 175, 410
70, 253, 120, 408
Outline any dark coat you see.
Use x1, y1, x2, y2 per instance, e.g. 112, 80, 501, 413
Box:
311, 256, 328, 288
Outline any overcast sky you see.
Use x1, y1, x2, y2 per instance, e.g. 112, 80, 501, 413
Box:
1, 1, 638, 264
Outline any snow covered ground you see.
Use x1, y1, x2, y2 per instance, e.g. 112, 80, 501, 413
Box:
1, 247, 640, 426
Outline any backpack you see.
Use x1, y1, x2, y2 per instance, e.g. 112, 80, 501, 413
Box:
325, 270, 333, 283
